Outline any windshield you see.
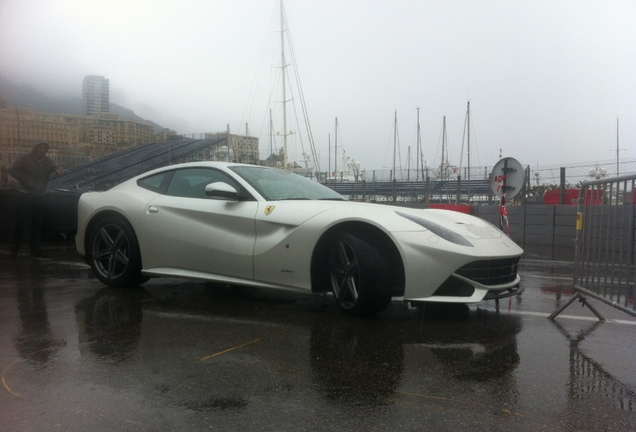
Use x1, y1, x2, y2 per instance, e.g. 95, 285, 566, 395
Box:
231, 166, 345, 201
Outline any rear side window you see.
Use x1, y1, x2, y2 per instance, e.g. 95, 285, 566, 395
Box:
137, 172, 167, 193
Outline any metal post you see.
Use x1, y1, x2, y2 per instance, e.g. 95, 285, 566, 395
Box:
425, 176, 430, 204
560, 167, 566, 205
392, 178, 397, 203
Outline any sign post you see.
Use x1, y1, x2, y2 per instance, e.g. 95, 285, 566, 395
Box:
490, 157, 524, 235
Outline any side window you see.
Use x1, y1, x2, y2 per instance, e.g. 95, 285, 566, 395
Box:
166, 168, 240, 199
138, 172, 167, 192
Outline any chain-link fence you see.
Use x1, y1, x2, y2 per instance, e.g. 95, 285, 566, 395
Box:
527, 158, 636, 186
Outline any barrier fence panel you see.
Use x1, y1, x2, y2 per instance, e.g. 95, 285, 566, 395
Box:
549, 174, 636, 320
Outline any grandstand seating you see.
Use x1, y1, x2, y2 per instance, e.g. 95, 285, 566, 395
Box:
49, 137, 226, 191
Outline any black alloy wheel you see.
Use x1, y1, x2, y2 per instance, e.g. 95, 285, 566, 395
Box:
88, 217, 144, 287
328, 232, 392, 315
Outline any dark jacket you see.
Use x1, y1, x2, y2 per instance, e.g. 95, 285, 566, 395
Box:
8, 145, 60, 194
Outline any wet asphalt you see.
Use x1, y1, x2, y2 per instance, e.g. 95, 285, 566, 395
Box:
0, 243, 635, 432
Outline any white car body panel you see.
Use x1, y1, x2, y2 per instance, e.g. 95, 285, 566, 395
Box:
141, 195, 259, 278
76, 161, 524, 308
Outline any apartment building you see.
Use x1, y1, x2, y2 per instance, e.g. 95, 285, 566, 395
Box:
82, 75, 110, 116
0, 107, 155, 169
204, 132, 259, 164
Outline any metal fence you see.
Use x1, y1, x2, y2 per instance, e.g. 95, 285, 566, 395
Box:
355, 158, 636, 185
325, 158, 636, 204
549, 174, 636, 320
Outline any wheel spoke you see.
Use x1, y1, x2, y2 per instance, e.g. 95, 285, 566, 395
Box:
333, 277, 347, 300
98, 227, 115, 246
344, 275, 358, 303
107, 255, 118, 277
93, 248, 110, 260
330, 239, 359, 306
113, 249, 130, 266
112, 230, 126, 248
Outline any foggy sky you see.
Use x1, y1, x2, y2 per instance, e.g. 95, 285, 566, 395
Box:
1, 0, 634, 172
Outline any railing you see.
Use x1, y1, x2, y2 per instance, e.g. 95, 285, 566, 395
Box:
549, 174, 636, 320
321, 158, 636, 204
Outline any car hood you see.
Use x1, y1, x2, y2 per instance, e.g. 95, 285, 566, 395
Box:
261, 200, 507, 240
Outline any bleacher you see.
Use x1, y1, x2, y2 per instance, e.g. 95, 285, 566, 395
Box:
49, 136, 226, 191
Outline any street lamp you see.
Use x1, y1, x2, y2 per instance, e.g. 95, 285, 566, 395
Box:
589, 166, 607, 180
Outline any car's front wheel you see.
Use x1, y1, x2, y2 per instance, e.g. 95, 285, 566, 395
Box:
328, 232, 392, 315
88, 216, 145, 287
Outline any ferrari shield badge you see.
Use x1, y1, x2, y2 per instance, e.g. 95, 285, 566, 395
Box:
265, 205, 275, 216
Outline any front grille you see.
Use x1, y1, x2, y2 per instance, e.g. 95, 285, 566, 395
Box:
455, 257, 520, 286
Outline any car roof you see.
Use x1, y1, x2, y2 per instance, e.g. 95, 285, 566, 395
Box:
134, 161, 258, 178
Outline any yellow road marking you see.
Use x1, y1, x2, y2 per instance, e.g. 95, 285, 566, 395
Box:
200, 336, 268, 361
2, 344, 66, 398
200, 328, 288, 361
2, 359, 23, 398
396, 389, 526, 417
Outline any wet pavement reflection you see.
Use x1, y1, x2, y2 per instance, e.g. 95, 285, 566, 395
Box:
1, 247, 635, 431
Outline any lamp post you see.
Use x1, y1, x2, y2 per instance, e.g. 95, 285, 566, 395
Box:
589, 166, 607, 180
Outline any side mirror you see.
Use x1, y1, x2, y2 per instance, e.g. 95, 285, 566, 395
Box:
205, 182, 242, 200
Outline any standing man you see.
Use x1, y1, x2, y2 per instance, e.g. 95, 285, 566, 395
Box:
8, 142, 64, 257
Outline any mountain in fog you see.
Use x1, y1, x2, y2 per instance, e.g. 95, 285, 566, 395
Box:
0, 75, 164, 133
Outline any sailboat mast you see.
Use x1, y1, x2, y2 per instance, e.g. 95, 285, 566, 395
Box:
393, 110, 397, 179
226, 123, 231, 162
327, 133, 331, 181
440, 116, 446, 180
334, 118, 338, 180
269, 109, 274, 166
467, 101, 471, 201
280, 0, 288, 169
416, 107, 421, 181
616, 117, 620, 176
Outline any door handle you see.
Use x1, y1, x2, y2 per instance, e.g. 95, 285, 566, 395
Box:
148, 206, 159, 213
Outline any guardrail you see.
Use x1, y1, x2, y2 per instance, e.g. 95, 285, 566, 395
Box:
549, 174, 636, 320
324, 179, 494, 203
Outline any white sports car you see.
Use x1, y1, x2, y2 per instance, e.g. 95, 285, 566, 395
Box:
76, 162, 523, 315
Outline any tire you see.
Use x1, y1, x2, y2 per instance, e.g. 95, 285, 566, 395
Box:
88, 216, 146, 287
327, 232, 392, 315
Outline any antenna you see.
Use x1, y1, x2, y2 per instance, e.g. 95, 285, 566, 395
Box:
615, 117, 624, 176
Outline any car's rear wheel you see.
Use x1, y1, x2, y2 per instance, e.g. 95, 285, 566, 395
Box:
328, 232, 392, 315
88, 217, 146, 287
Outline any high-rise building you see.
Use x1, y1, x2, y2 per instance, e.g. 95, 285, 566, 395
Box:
82, 75, 110, 115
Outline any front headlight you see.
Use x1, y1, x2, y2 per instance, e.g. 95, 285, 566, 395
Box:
396, 211, 474, 247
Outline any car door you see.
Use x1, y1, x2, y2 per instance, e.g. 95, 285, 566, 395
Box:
141, 167, 258, 280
